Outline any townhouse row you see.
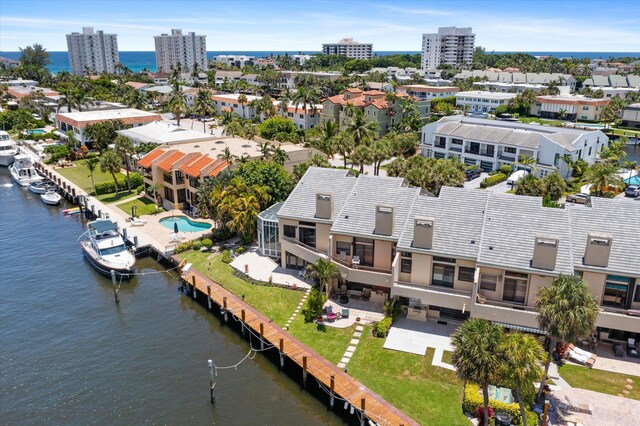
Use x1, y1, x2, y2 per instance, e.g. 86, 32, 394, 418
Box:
259, 167, 639, 339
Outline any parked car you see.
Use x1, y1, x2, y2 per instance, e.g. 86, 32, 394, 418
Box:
625, 185, 640, 198
507, 170, 529, 186
566, 193, 591, 204
464, 168, 482, 181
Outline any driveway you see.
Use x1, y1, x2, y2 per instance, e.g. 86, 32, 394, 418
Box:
463, 172, 489, 189
483, 180, 513, 194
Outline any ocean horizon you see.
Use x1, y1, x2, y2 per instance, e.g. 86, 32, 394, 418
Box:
1, 50, 639, 74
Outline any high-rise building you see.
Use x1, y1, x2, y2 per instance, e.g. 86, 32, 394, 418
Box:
421, 27, 475, 70
322, 38, 373, 60
154, 29, 207, 73
66, 27, 119, 76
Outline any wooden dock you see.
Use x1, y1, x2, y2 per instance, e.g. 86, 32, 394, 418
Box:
182, 266, 418, 426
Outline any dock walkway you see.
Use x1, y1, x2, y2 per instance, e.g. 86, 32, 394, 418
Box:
182, 267, 418, 426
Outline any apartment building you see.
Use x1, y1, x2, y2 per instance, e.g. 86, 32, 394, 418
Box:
421, 116, 607, 177
55, 108, 162, 145
211, 93, 322, 130
268, 167, 639, 338
531, 93, 610, 121
454, 91, 517, 113
472, 81, 546, 93
397, 85, 460, 101
117, 122, 213, 146
212, 55, 256, 68
621, 103, 640, 128
279, 71, 342, 90
66, 27, 119, 75
421, 27, 475, 70
322, 38, 373, 60
455, 71, 577, 91
583, 74, 640, 89
321, 89, 429, 137
154, 29, 207, 73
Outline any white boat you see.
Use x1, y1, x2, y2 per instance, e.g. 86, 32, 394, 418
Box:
28, 181, 56, 194
9, 155, 44, 186
41, 189, 62, 205
0, 131, 18, 166
79, 220, 136, 276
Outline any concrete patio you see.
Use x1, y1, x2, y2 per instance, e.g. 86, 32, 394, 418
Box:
320, 297, 385, 327
547, 388, 640, 426
229, 249, 312, 289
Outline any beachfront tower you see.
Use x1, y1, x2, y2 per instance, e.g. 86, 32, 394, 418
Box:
154, 29, 207, 73
66, 27, 120, 76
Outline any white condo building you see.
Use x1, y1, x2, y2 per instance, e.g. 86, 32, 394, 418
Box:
322, 38, 373, 60
154, 29, 207, 73
421, 27, 475, 70
66, 27, 119, 75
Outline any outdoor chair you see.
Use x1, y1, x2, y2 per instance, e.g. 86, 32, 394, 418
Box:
325, 306, 337, 322
338, 251, 347, 262
341, 308, 349, 318
628, 338, 640, 358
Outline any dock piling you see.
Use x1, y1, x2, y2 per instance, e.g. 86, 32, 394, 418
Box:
241, 309, 246, 336
330, 375, 335, 408
110, 270, 119, 304
207, 286, 212, 309
360, 398, 366, 426
302, 355, 308, 388
208, 359, 215, 404
279, 338, 284, 369
259, 322, 265, 350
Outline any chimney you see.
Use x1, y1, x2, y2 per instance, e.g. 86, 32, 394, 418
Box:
584, 232, 612, 267
531, 234, 559, 270
315, 192, 333, 220
413, 216, 435, 249
374, 205, 394, 236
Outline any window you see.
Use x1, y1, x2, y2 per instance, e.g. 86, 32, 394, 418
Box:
480, 274, 497, 291
458, 267, 475, 282
504, 146, 516, 154
588, 147, 592, 156
336, 241, 351, 256
353, 238, 374, 267
283, 225, 296, 238
299, 227, 316, 247
603, 275, 630, 308
503, 271, 528, 304
401, 258, 412, 273
554, 153, 560, 166
634, 286, 640, 303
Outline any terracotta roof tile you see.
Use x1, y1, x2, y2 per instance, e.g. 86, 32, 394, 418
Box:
180, 154, 216, 177
157, 151, 186, 172
137, 148, 166, 168
204, 159, 229, 177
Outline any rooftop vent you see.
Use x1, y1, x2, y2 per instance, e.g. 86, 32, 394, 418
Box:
315, 192, 333, 220
531, 234, 559, 270
374, 205, 394, 236
583, 232, 612, 267
412, 216, 434, 249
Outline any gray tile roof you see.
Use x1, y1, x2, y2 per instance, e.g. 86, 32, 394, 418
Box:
397, 187, 488, 259
569, 198, 640, 277
330, 175, 420, 240
277, 167, 357, 223
477, 193, 574, 275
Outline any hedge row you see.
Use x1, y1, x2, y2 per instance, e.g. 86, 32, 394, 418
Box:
480, 172, 507, 188
94, 172, 143, 194
463, 384, 538, 426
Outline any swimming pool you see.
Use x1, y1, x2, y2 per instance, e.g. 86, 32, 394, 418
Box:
27, 129, 46, 135
576, 123, 604, 130
159, 216, 212, 232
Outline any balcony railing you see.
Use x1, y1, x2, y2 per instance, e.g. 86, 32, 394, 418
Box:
163, 175, 173, 184
476, 295, 536, 312
396, 281, 471, 296
465, 148, 480, 155
449, 145, 462, 152
331, 255, 391, 274
480, 151, 495, 158
283, 236, 325, 256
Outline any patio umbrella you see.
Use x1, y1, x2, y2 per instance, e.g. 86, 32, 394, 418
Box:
174, 222, 179, 234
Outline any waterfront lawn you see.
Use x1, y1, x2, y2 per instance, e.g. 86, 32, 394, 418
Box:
348, 333, 467, 426
287, 317, 356, 365
519, 116, 564, 127
441, 350, 454, 365
95, 190, 137, 204
177, 251, 301, 325
57, 160, 125, 193
117, 197, 164, 217
558, 364, 640, 400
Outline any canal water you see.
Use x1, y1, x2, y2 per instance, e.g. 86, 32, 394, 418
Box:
0, 168, 341, 425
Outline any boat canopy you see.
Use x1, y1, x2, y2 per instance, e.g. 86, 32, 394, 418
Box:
89, 220, 118, 233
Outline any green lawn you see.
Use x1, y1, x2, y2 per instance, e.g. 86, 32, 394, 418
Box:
348, 335, 467, 426
116, 197, 164, 217
519, 117, 564, 127
95, 190, 138, 204
558, 364, 640, 400
441, 350, 454, 365
178, 251, 302, 324
57, 160, 125, 193
288, 317, 356, 365
608, 127, 640, 138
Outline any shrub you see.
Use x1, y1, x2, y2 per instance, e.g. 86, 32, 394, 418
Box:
463, 384, 537, 426
374, 317, 393, 337
474, 406, 494, 425
44, 144, 70, 162
174, 241, 193, 254
94, 172, 143, 194
236, 246, 246, 254
201, 238, 213, 249
221, 250, 232, 264
479, 173, 507, 188
192, 241, 202, 251
136, 185, 144, 195
301, 288, 326, 322
499, 164, 513, 175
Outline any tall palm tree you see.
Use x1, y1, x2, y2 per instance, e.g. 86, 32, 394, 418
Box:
535, 275, 599, 402
217, 146, 235, 168
271, 145, 290, 166
114, 135, 135, 192
346, 109, 378, 147
451, 319, 503, 426
516, 154, 538, 174
584, 162, 624, 196
309, 119, 339, 158
237, 93, 248, 119
258, 142, 272, 160
169, 88, 187, 127
208, 121, 218, 135
99, 150, 122, 195
292, 86, 320, 115
622, 159, 639, 180
499, 333, 544, 426
146, 183, 164, 206
334, 131, 355, 168
228, 193, 260, 243
193, 88, 214, 132
71, 88, 92, 112
85, 157, 100, 195
304, 258, 340, 300
190, 62, 201, 87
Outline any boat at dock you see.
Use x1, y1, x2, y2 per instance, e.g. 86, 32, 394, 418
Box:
28, 181, 57, 194
64, 207, 82, 215
41, 189, 62, 206
0, 131, 18, 166
79, 220, 136, 276
9, 155, 44, 186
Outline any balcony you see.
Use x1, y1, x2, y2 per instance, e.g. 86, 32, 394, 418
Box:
331, 255, 393, 288
597, 307, 640, 333
392, 281, 471, 310
472, 296, 539, 328
497, 153, 516, 161
465, 148, 480, 155
449, 145, 462, 152
281, 237, 327, 264
163, 175, 173, 184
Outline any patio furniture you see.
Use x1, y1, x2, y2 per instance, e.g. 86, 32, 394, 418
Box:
566, 344, 597, 367
325, 306, 337, 322
298, 269, 306, 279
613, 342, 624, 358
341, 307, 349, 318
362, 288, 371, 301
348, 289, 363, 298
338, 251, 347, 262
339, 294, 349, 304
352, 255, 360, 268
627, 338, 639, 358
339, 284, 347, 295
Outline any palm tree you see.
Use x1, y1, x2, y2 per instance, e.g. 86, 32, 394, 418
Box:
451, 319, 503, 426
346, 109, 378, 147
217, 146, 235, 168
114, 135, 135, 192
208, 121, 218, 135
292, 86, 320, 115
71, 88, 92, 112
237, 94, 248, 119
169, 89, 187, 127
309, 119, 339, 158
516, 154, 538, 174
622, 159, 639, 180
499, 333, 544, 426
334, 131, 355, 168
194, 88, 214, 132
190, 62, 201, 87
584, 162, 624, 196
271, 145, 289, 166
535, 275, 599, 402
305, 258, 340, 300
85, 157, 100, 195
228, 193, 260, 243
257, 142, 271, 160
99, 150, 122, 195
146, 183, 164, 206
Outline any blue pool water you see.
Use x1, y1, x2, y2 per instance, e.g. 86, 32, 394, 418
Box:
159, 216, 212, 232
27, 129, 46, 135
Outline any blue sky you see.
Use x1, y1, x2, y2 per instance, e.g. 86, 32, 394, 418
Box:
1, 0, 639, 52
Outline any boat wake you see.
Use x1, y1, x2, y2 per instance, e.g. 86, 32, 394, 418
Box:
2, 183, 13, 188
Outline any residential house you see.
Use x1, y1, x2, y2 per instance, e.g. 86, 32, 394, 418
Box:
454, 91, 517, 114
621, 103, 640, 128
212, 55, 256, 68
454, 71, 577, 91
397, 85, 460, 101
531, 93, 610, 121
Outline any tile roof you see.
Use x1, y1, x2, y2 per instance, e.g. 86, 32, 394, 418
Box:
157, 150, 186, 172
204, 158, 229, 177
55, 108, 162, 128
180, 154, 211, 176
137, 148, 166, 168
277, 167, 358, 223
